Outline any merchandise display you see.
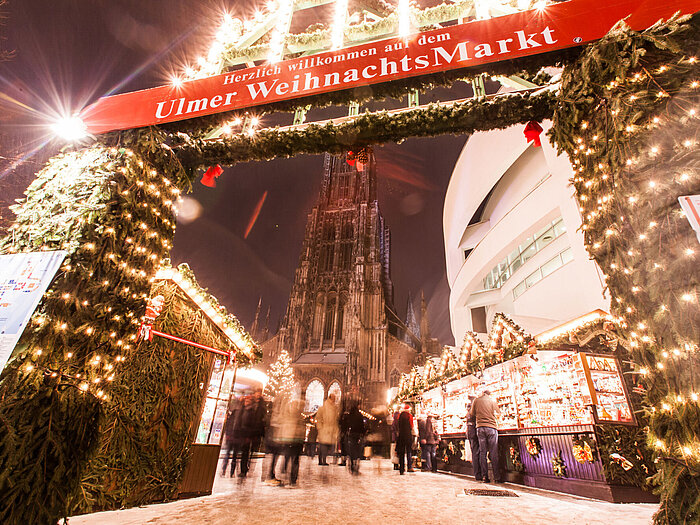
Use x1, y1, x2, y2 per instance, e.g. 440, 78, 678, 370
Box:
421, 351, 633, 434
195, 358, 236, 445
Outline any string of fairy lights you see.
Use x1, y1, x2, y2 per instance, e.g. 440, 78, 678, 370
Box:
5, 141, 259, 407
398, 313, 533, 395
155, 265, 258, 358
170, 0, 554, 137
8, 147, 180, 401
558, 43, 699, 463
397, 312, 636, 404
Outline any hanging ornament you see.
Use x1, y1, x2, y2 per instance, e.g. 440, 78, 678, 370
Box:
524, 121, 543, 147
509, 445, 524, 472
525, 437, 542, 458
201, 165, 224, 187
572, 435, 596, 463
138, 294, 165, 341
526, 339, 538, 354
610, 453, 634, 471
551, 451, 567, 477
346, 151, 356, 166
356, 147, 370, 170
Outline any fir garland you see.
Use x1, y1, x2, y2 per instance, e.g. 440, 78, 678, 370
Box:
551, 14, 700, 523
173, 90, 556, 171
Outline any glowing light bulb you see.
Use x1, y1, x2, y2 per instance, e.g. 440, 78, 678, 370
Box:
50, 115, 88, 141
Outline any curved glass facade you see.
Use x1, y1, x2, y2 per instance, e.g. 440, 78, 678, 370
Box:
481, 217, 567, 291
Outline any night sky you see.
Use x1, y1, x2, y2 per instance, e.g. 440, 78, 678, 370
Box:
0, 0, 468, 344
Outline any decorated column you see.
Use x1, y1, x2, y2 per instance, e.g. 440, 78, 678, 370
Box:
552, 16, 700, 523
0, 129, 185, 524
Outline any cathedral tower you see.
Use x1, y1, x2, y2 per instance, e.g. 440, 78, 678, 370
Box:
271, 150, 417, 407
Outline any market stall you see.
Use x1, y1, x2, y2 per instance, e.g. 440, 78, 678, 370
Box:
413, 316, 655, 503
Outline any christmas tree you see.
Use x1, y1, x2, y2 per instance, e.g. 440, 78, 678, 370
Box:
264, 349, 296, 399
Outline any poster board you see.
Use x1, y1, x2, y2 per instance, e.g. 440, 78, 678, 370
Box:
0, 251, 67, 373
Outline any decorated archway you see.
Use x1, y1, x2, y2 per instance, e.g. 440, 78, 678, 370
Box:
0, 1, 698, 523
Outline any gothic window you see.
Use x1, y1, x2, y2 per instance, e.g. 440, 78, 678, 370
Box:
390, 368, 401, 387
322, 223, 335, 242
319, 223, 336, 273
336, 296, 345, 340
319, 245, 334, 272
323, 296, 336, 340
328, 381, 342, 402
305, 380, 325, 412
336, 172, 351, 201
338, 223, 354, 270
339, 242, 353, 270
312, 297, 324, 338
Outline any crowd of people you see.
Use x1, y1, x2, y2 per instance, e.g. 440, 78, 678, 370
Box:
221, 388, 503, 486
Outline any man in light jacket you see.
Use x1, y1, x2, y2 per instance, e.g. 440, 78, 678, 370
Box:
470, 389, 502, 483
315, 393, 339, 465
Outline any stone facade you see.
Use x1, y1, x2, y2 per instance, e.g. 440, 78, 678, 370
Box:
266, 151, 422, 407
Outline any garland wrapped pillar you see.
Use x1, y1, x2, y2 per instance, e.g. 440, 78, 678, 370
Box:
552, 16, 700, 523
0, 129, 184, 524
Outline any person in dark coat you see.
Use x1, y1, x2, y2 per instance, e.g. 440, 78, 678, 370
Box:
237, 389, 266, 478
396, 403, 415, 475
221, 398, 240, 476
345, 401, 366, 475
418, 414, 440, 472
338, 401, 350, 466
466, 396, 483, 481
390, 407, 401, 470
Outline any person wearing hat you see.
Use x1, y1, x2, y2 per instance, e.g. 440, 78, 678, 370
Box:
470, 389, 502, 483
396, 403, 415, 474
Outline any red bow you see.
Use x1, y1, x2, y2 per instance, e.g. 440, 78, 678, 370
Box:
346, 151, 356, 166
523, 121, 543, 147
201, 165, 224, 187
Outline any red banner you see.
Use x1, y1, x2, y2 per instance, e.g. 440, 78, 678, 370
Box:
80, 0, 700, 134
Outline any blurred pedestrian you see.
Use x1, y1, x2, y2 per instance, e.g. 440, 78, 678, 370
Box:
338, 400, 350, 467
396, 403, 415, 475
264, 396, 285, 485
221, 397, 241, 477
390, 406, 400, 470
419, 413, 440, 473
471, 389, 502, 483
238, 388, 266, 478
316, 393, 339, 465
345, 400, 365, 475
466, 395, 483, 481
278, 397, 306, 486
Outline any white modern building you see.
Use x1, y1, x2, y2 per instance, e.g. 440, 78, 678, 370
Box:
443, 121, 609, 345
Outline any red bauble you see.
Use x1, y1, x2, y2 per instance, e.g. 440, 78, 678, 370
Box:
524, 121, 544, 147
201, 164, 224, 187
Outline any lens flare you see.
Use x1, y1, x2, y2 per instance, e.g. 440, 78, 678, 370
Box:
50, 116, 88, 141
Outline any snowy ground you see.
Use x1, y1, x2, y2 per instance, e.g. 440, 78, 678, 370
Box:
68, 457, 657, 525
